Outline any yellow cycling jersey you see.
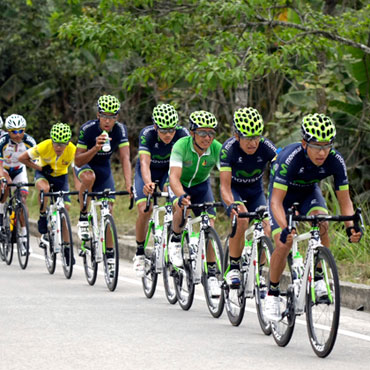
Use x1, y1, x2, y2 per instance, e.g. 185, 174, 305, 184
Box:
27, 139, 76, 176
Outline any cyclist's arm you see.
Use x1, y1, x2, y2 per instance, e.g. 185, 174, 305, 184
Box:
220, 171, 234, 207
0, 160, 6, 179
270, 187, 288, 230
18, 151, 42, 172
75, 134, 107, 167
336, 189, 356, 227
169, 166, 184, 197
119, 145, 132, 193
139, 152, 154, 194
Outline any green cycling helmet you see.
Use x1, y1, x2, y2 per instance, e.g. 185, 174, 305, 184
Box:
97, 95, 120, 114
301, 114, 336, 143
233, 107, 264, 137
189, 110, 218, 131
152, 104, 178, 128
50, 123, 72, 143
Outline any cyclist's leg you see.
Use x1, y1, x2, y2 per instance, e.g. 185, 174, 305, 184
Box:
11, 168, 29, 229
35, 170, 50, 235
302, 185, 329, 246
0, 170, 11, 230
221, 187, 248, 287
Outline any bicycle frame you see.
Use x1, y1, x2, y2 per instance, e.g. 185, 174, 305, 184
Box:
144, 193, 172, 273
242, 219, 267, 298
85, 197, 110, 263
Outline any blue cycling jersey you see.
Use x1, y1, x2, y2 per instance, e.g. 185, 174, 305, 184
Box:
270, 142, 349, 192
77, 119, 129, 167
136, 125, 189, 172
220, 137, 276, 190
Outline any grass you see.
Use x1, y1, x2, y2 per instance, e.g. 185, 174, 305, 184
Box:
24, 170, 369, 286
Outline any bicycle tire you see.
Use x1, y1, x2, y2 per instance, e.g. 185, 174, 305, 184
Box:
3, 205, 14, 265
255, 236, 274, 335
306, 246, 340, 358
82, 217, 98, 286
103, 214, 119, 292
223, 237, 246, 326
16, 203, 30, 270
173, 233, 195, 310
59, 208, 74, 279
271, 253, 296, 347
162, 224, 178, 304
44, 211, 56, 274
142, 223, 158, 298
202, 227, 224, 318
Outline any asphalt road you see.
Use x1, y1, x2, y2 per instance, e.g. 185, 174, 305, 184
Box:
1, 236, 370, 370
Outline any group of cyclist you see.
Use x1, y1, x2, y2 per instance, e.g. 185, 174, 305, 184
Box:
0, 94, 363, 322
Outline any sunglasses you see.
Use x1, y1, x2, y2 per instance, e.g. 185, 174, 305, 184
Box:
195, 130, 216, 138
240, 135, 261, 141
99, 113, 118, 120
158, 127, 176, 134
52, 141, 68, 147
9, 129, 25, 134
307, 142, 332, 152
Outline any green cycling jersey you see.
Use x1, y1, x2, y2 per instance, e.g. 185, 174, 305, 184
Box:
169, 136, 222, 187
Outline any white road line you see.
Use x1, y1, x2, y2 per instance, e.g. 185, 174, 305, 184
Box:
30, 252, 370, 343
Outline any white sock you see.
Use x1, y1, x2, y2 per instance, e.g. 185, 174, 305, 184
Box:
21, 226, 27, 236
0, 203, 4, 214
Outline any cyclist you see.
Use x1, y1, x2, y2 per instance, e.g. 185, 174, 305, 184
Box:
265, 113, 363, 321
133, 104, 189, 277
0, 116, 6, 136
19, 123, 76, 261
74, 95, 132, 270
0, 114, 36, 251
168, 110, 222, 295
220, 107, 276, 288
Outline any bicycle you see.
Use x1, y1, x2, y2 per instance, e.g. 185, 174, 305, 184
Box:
173, 201, 224, 318
0, 181, 34, 269
141, 182, 177, 304
80, 189, 133, 292
39, 188, 79, 279
270, 204, 364, 358
223, 205, 274, 332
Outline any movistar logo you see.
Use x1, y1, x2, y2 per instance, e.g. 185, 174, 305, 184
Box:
79, 131, 84, 140
293, 179, 319, 185
140, 135, 147, 145
221, 149, 228, 160
279, 163, 288, 176
236, 169, 261, 178
153, 153, 171, 160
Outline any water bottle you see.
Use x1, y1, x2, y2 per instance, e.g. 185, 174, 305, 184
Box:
155, 225, 163, 270
52, 210, 60, 252
293, 251, 303, 279
244, 239, 253, 256
189, 232, 199, 259
101, 130, 111, 152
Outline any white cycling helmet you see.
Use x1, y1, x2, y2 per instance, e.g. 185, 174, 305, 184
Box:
5, 114, 27, 130
0, 116, 3, 129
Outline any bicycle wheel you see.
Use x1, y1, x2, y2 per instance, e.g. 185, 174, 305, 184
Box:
16, 203, 30, 270
223, 237, 246, 326
82, 228, 98, 286
103, 214, 119, 291
162, 224, 177, 304
173, 233, 195, 310
271, 253, 296, 347
255, 236, 274, 335
3, 206, 14, 265
202, 227, 224, 318
306, 246, 340, 358
43, 213, 56, 274
59, 208, 74, 279
142, 224, 158, 298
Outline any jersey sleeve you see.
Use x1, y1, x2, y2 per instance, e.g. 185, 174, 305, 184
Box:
28, 141, 45, 160
170, 139, 185, 168
138, 127, 151, 156
263, 138, 277, 161
214, 140, 222, 171
219, 140, 233, 172
330, 151, 349, 191
0, 136, 8, 161
24, 134, 37, 148
117, 122, 129, 148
